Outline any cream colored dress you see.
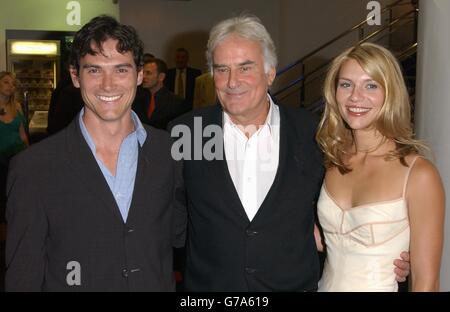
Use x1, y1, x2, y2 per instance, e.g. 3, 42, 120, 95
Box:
317, 157, 418, 292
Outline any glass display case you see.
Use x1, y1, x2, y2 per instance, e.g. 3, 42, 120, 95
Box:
7, 39, 60, 134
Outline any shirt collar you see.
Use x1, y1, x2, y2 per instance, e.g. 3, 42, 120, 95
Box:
223, 94, 279, 138
78, 107, 147, 154
130, 109, 147, 146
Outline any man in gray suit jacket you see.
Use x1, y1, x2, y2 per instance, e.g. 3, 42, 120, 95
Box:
5, 15, 186, 291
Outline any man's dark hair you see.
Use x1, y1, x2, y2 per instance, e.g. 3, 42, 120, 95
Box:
176, 47, 189, 56
143, 53, 155, 63
144, 58, 168, 75
69, 15, 144, 73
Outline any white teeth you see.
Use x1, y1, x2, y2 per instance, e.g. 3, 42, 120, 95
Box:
348, 107, 370, 113
98, 95, 121, 102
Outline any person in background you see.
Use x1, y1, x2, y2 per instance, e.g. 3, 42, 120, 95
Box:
46, 70, 84, 136
0, 71, 28, 223
193, 72, 216, 109
5, 15, 186, 292
143, 52, 155, 64
315, 43, 444, 291
165, 48, 201, 111
0, 71, 29, 160
133, 58, 185, 129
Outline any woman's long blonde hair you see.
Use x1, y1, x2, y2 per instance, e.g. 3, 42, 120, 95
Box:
0, 71, 18, 116
316, 42, 426, 174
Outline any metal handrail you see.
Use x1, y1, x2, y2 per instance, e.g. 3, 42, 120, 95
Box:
273, 1, 418, 105
398, 42, 418, 59
272, 75, 304, 98
356, 9, 416, 45
276, 0, 408, 76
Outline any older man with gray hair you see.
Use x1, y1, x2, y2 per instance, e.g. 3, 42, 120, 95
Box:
170, 14, 409, 292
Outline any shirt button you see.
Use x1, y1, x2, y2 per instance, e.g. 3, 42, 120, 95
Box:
122, 269, 129, 278
245, 267, 257, 274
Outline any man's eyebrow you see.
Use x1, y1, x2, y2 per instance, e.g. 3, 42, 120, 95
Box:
114, 63, 134, 68
238, 60, 255, 66
81, 63, 134, 69
212, 60, 256, 68
82, 64, 101, 69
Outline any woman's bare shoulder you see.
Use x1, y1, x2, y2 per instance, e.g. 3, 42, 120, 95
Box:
407, 155, 443, 194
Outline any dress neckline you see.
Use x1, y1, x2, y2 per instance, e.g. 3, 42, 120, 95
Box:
322, 183, 405, 212
322, 156, 420, 212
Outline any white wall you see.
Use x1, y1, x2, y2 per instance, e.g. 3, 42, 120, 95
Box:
120, 0, 280, 72
415, 0, 450, 291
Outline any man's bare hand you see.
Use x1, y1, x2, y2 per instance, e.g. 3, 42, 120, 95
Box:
394, 251, 410, 282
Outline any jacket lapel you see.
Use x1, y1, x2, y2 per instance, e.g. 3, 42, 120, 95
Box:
64, 117, 124, 224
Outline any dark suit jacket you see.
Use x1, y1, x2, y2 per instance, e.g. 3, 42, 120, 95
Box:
133, 86, 187, 130
169, 104, 324, 291
5, 116, 187, 291
47, 84, 84, 135
165, 67, 202, 110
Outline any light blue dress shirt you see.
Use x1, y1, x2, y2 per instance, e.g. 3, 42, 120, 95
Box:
79, 108, 147, 222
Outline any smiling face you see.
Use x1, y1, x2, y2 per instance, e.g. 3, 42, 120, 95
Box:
70, 38, 143, 124
336, 58, 385, 132
212, 35, 275, 126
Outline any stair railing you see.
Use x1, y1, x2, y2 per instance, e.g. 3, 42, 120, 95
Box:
272, 0, 418, 110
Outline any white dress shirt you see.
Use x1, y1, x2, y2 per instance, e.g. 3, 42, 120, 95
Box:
223, 96, 280, 221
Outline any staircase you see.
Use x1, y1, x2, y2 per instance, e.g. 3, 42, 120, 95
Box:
272, 0, 418, 116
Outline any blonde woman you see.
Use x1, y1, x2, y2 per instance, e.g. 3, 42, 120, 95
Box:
315, 43, 445, 291
0, 71, 28, 160
1, 71, 29, 223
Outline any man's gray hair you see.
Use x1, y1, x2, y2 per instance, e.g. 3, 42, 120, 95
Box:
206, 14, 277, 74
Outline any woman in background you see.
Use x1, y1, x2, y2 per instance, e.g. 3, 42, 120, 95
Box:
0, 71, 29, 222
315, 43, 445, 291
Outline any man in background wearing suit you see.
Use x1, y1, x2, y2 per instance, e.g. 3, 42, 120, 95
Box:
5, 15, 186, 291
134, 58, 186, 130
170, 15, 410, 291
165, 48, 201, 111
